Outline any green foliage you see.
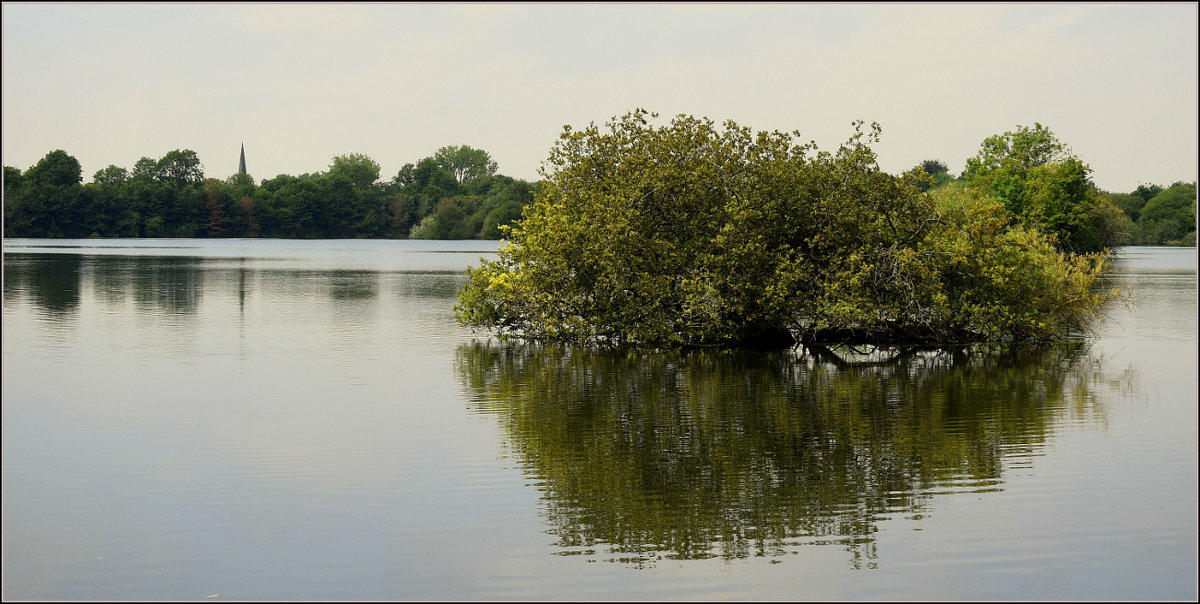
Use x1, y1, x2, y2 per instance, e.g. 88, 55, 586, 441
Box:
154, 149, 204, 187
92, 165, 130, 188
131, 157, 158, 181
433, 144, 498, 184
410, 199, 473, 239
908, 159, 956, 192
1105, 181, 1196, 245
5, 150, 87, 237
925, 184, 1115, 340
961, 123, 1126, 253
26, 150, 83, 187
1105, 191, 1146, 222
481, 200, 525, 239
2, 130, 1184, 253
921, 159, 949, 176
1136, 182, 1196, 245
398, 158, 537, 240
4, 165, 24, 189
963, 123, 1064, 177
5, 145, 534, 240
328, 152, 381, 189
1134, 183, 1164, 203
455, 110, 1116, 347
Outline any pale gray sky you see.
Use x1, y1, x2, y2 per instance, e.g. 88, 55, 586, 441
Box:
3, 2, 1197, 194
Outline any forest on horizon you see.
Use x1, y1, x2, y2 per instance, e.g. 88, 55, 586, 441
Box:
3, 139, 1195, 247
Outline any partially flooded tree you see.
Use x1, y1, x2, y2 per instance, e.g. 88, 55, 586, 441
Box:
454, 110, 1115, 348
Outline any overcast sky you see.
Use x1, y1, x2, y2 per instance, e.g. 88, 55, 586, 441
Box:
3, 2, 1197, 194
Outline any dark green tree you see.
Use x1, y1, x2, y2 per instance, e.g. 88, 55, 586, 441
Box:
92, 165, 129, 188
921, 159, 949, 176
225, 172, 258, 237
1133, 183, 1164, 203
1106, 191, 1146, 223
26, 149, 82, 187
7, 150, 87, 237
4, 165, 25, 190
328, 152, 381, 189
1137, 182, 1197, 245
154, 149, 204, 187
266, 178, 322, 238
81, 166, 133, 236
912, 158, 956, 191
481, 200, 525, 239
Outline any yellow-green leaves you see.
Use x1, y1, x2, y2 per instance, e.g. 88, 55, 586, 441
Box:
454, 111, 1117, 348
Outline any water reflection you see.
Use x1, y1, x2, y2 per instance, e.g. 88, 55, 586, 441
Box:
327, 270, 380, 301
123, 256, 205, 315
3, 253, 84, 316
1, 253, 477, 320
457, 341, 1125, 568
4, 254, 207, 317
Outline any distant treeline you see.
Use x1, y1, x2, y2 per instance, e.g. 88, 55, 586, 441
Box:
3, 145, 539, 240
3, 144, 1194, 245
912, 159, 1195, 247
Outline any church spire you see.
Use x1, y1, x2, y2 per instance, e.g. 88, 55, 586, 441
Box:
239, 143, 247, 175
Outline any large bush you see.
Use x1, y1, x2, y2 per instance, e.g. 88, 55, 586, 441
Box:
455, 110, 1114, 347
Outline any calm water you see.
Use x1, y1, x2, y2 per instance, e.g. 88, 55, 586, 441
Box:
2, 239, 1196, 600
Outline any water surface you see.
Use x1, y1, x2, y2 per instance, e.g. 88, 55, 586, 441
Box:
2, 240, 1196, 600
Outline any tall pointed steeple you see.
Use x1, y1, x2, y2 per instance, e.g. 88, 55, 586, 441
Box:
238, 143, 247, 175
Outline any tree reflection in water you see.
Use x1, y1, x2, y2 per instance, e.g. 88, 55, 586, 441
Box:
456, 341, 1116, 568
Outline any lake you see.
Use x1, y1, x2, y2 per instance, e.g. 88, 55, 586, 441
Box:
2, 239, 1196, 600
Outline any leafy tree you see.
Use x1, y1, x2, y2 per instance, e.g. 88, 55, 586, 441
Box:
3, 166, 29, 237
144, 214, 168, 238
961, 123, 1124, 253
1137, 182, 1196, 245
224, 172, 258, 236
203, 178, 227, 237
259, 173, 300, 194
1133, 183, 1164, 203
328, 152, 381, 189
1106, 191, 1146, 223
908, 159, 955, 192
481, 200, 525, 239
925, 183, 1116, 340
7, 142, 535, 240
921, 159, 949, 176
92, 165, 129, 188
8, 150, 87, 237
81, 173, 129, 237
4, 165, 24, 190
154, 149, 204, 187
455, 110, 1115, 348
434, 144, 498, 184
317, 174, 364, 238
267, 178, 322, 238
26, 150, 82, 187
410, 198, 474, 239
131, 157, 158, 181
168, 182, 206, 237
